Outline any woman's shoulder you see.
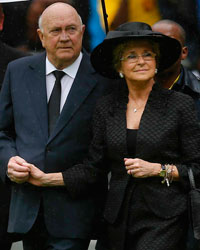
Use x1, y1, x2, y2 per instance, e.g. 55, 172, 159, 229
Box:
159, 87, 196, 114
169, 89, 195, 106
151, 84, 196, 115
157, 84, 195, 104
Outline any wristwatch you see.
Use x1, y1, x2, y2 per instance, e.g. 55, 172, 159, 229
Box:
159, 164, 166, 177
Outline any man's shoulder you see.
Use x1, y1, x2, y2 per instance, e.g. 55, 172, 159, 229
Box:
183, 66, 200, 82
8, 52, 45, 70
0, 42, 27, 59
182, 66, 200, 94
0, 42, 29, 69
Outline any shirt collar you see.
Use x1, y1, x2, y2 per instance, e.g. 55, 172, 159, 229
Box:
46, 52, 83, 79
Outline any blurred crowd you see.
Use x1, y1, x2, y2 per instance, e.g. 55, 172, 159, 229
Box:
0, 0, 200, 71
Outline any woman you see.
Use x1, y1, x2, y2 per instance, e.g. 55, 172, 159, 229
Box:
27, 22, 200, 250
89, 22, 200, 250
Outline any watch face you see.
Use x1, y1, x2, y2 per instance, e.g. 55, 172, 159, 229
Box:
159, 170, 166, 177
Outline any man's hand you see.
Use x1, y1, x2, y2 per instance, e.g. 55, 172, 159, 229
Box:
7, 156, 30, 183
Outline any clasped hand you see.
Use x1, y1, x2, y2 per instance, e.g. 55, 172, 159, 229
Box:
7, 156, 45, 186
124, 158, 160, 178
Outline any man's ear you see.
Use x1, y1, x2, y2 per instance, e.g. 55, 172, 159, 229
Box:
0, 13, 4, 31
181, 46, 188, 60
81, 24, 86, 36
37, 29, 45, 48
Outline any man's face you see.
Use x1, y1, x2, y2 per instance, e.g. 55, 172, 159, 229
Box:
152, 23, 182, 46
37, 4, 85, 69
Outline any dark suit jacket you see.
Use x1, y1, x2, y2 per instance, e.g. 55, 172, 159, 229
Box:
0, 40, 28, 243
0, 52, 111, 238
63, 82, 200, 224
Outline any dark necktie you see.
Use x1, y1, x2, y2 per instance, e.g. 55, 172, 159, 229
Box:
48, 70, 65, 135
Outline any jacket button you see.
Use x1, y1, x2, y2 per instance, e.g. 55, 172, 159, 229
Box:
46, 147, 51, 152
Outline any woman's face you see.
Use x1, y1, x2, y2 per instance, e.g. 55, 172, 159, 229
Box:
119, 40, 157, 83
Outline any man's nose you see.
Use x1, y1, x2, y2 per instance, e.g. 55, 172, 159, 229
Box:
60, 31, 69, 40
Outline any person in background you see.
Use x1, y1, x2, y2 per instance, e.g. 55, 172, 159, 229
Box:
0, 2, 28, 249
152, 18, 200, 250
0, 2, 111, 250
157, 0, 200, 68
0, 2, 28, 87
152, 19, 200, 121
23, 22, 200, 250
0, 0, 30, 51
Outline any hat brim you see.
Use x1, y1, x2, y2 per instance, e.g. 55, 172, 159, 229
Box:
91, 33, 181, 79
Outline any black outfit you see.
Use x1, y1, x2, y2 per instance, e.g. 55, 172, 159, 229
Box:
63, 82, 200, 250
125, 129, 187, 250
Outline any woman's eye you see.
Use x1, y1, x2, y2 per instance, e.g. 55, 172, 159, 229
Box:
127, 54, 137, 59
143, 52, 153, 58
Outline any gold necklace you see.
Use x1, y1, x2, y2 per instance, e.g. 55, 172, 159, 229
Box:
169, 74, 180, 90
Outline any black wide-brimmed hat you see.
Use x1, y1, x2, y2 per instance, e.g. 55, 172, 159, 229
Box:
91, 22, 181, 79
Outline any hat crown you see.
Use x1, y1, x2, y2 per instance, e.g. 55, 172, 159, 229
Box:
105, 22, 159, 40
116, 22, 152, 32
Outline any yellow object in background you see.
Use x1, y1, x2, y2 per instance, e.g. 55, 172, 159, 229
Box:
104, 0, 122, 26
128, 0, 161, 25
103, 0, 161, 29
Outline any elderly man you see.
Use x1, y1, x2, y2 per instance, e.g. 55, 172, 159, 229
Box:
0, 2, 111, 250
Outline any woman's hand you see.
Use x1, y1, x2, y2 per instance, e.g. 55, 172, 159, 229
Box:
23, 163, 46, 186
124, 158, 161, 178
23, 163, 64, 187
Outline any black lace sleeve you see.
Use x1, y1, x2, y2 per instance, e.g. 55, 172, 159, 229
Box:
62, 99, 109, 198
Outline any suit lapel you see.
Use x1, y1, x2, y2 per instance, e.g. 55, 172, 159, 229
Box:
112, 107, 128, 158
26, 52, 49, 141
107, 83, 129, 159
47, 53, 97, 143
